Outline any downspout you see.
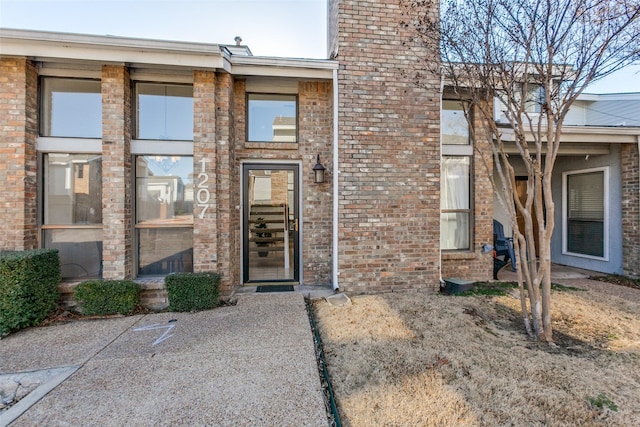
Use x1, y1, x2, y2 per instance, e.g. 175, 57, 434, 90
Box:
332, 68, 340, 291
439, 72, 446, 287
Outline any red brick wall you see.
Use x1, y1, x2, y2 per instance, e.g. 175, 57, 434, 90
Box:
299, 81, 334, 284
193, 70, 218, 274
0, 57, 38, 250
621, 143, 639, 277
330, 0, 442, 292
101, 65, 133, 279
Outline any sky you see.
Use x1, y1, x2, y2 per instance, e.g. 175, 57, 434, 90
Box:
0, 0, 638, 93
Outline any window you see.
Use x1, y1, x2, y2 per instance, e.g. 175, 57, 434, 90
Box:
135, 155, 194, 275
41, 78, 102, 138
509, 83, 545, 114
564, 168, 607, 258
441, 100, 469, 145
441, 99, 473, 250
136, 83, 193, 140
247, 94, 297, 142
42, 153, 103, 278
441, 156, 471, 250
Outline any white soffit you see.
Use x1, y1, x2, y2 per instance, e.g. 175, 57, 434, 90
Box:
498, 126, 640, 144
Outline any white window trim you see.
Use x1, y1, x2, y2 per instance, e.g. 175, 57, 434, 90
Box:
562, 166, 609, 261
131, 140, 193, 155
38, 137, 102, 153
441, 145, 473, 156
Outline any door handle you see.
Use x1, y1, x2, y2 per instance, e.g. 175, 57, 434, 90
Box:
294, 218, 298, 232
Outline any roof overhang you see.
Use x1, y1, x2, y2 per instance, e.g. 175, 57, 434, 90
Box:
223, 55, 337, 79
497, 125, 640, 155
0, 28, 338, 79
0, 28, 226, 69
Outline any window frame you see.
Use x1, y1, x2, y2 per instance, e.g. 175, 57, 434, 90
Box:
39, 152, 104, 279
39, 76, 102, 138
562, 167, 609, 261
246, 93, 299, 143
441, 100, 471, 145
134, 82, 194, 141
133, 154, 194, 277
441, 98, 474, 252
440, 155, 474, 251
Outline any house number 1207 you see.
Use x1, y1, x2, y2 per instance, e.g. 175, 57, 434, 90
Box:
197, 158, 211, 219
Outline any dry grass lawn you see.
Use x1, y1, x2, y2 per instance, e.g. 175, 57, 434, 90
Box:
314, 282, 640, 426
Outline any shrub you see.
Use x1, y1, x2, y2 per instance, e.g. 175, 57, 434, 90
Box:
0, 249, 61, 335
74, 280, 140, 316
165, 272, 220, 312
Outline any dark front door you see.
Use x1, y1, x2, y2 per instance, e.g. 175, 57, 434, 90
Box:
243, 164, 299, 283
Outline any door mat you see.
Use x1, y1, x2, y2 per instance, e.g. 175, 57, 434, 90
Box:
256, 285, 295, 293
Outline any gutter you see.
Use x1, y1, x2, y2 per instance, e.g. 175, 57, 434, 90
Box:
439, 72, 446, 287
332, 68, 340, 292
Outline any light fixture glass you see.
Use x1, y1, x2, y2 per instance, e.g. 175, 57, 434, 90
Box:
313, 154, 326, 184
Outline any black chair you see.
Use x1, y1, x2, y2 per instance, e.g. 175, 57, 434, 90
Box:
493, 220, 516, 279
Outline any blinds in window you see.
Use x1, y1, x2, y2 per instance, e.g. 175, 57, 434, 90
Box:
567, 171, 604, 257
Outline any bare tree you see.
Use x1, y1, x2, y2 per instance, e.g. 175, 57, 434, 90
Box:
401, 0, 640, 342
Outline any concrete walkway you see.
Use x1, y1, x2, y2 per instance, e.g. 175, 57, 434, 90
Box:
0, 293, 327, 427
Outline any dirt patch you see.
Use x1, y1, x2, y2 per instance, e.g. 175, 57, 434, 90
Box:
590, 275, 640, 290
314, 285, 640, 426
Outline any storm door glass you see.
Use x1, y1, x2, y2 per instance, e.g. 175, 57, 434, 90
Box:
243, 165, 299, 283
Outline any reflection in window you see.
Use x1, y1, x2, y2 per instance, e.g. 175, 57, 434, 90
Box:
247, 94, 297, 142
135, 155, 194, 275
135, 156, 194, 225
136, 83, 193, 140
441, 156, 471, 250
42, 153, 103, 279
44, 154, 103, 225
442, 100, 469, 145
44, 229, 103, 278
41, 78, 102, 138
137, 228, 193, 276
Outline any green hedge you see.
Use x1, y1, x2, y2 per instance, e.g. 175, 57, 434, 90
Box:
74, 280, 141, 316
0, 249, 61, 335
165, 272, 220, 312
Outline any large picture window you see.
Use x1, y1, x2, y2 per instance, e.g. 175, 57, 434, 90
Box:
564, 168, 607, 258
247, 94, 297, 142
441, 156, 471, 250
41, 78, 102, 138
42, 153, 103, 278
135, 155, 194, 275
136, 83, 193, 140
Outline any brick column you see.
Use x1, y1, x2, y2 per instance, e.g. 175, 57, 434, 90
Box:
193, 70, 218, 273
101, 65, 132, 279
0, 57, 38, 251
215, 73, 236, 294
330, 0, 442, 292
299, 81, 333, 285
621, 142, 639, 277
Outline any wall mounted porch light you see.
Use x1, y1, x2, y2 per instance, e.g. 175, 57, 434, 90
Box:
313, 154, 326, 184
480, 243, 494, 254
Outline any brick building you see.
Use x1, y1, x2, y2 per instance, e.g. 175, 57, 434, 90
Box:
0, 1, 638, 307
